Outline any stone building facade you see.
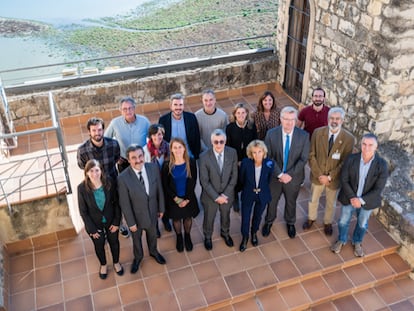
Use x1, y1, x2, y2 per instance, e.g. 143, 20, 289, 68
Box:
276, 0, 414, 153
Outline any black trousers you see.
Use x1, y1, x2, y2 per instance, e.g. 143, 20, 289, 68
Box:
89, 226, 120, 265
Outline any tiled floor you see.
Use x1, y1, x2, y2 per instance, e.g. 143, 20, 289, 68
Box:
5, 82, 414, 310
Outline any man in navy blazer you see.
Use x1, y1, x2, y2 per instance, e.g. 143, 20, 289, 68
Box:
331, 133, 388, 257
117, 145, 166, 273
158, 93, 201, 159
262, 106, 310, 238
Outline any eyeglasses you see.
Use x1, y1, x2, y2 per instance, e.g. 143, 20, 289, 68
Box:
121, 107, 134, 112
213, 140, 225, 145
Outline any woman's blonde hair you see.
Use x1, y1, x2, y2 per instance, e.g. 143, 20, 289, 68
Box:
246, 140, 268, 159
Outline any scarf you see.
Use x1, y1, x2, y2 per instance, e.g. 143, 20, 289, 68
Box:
147, 139, 169, 163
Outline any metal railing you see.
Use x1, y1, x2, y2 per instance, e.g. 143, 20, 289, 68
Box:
0, 34, 275, 87
0, 91, 72, 213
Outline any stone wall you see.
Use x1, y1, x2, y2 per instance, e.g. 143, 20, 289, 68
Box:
6, 57, 279, 126
277, 0, 414, 153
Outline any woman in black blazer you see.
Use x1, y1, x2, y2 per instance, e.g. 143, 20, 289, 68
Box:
78, 159, 123, 279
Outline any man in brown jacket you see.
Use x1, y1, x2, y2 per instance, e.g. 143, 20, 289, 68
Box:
302, 107, 355, 236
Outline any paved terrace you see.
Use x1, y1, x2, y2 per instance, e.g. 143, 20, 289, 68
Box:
5, 83, 414, 310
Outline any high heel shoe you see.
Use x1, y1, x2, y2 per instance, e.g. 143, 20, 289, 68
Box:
239, 236, 248, 252
176, 233, 184, 252
114, 263, 124, 276
251, 231, 258, 246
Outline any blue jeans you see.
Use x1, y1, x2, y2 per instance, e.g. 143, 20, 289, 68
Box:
338, 204, 373, 244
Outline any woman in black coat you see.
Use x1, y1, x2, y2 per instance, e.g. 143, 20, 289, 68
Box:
78, 159, 123, 279
161, 138, 199, 253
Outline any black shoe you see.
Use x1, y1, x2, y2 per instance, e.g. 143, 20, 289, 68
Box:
184, 233, 193, 251
220, 234, 234, 247
151, 252, 166, 265
114, 263, 124, 276
287, 224, 296, 238
99, 265, 107, 279
239, 236, 248, 252
130, 258, 142, 274
176, 233, 184, 252
262, 223, 272, 237
204, 238, 213, 250
251, 232, 258, 246
302, 220, 314, 231
162, 218, 172, 232
324, 224, 333, 236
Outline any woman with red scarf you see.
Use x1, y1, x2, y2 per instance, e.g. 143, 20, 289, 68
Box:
143, 124, 170, 236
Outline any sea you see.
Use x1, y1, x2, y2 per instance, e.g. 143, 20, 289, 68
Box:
0, 0, 180, 85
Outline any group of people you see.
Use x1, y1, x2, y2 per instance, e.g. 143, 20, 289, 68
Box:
76, 87, 388, 279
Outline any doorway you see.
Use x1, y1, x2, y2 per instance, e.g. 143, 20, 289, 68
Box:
283, 0, 310, 103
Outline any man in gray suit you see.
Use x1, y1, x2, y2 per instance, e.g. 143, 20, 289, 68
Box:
199, 129, 238, 250
118, 145, 166, 273
262, 106, 310, 238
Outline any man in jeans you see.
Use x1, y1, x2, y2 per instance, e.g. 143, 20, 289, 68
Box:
331, 133, 388, 257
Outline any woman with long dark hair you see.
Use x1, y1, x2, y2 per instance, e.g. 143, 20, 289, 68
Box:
253, 91, 281, 140
161, 138, 199, 252
78, 159, 123, 279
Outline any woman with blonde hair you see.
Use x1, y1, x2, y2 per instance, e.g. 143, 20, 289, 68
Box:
161, 138, 199, 252
238, 140, 274, 252
78, 159, 123, 279
253, 91, 281, 140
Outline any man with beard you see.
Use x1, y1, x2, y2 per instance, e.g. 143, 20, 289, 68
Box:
302, 107, 355, 236
77, 117, 120, 180
297, 87, 330, 138
159, 93, 201, 159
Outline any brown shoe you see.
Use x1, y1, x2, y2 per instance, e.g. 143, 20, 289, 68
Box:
324, 224, 333, 236
302, 220, 314, 231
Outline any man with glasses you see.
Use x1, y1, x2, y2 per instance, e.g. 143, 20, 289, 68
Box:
297, 87, 330, 138
199, 129, 238, 250
262, 106, 310, 238
105, 96, 150, 172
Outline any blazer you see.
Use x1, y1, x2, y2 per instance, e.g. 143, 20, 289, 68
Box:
239, 157, 274, 207
77, 179, 121, 235
309, 126, 355, 189
264, 126, 310, 184
338, 152, 388, 210
117, 163, 165, 229
199, 146, 238, 204
158, 111, 201, 159
161, 158, 199, 216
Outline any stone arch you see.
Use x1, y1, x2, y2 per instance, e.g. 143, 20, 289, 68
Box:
277, 0, 316, 104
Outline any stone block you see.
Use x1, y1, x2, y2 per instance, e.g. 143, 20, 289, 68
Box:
390, 55, 413, 71
356, 0, 370, 11
373, 17, 382, 31
321, 37, 330, 47
331, 14, 339, 30
363, 62, 375, 74
321, 12, 331, 26
336, 1, 347, 17
314, 45, 325, 60
339, 19, 356, 37
339, 58, 351, 74
367, 0, 383, 16
319, 0, 330, 11
357, 85, 370, 102
375, 118, 394, 134
360, 13, 373, 30
399, 81, 414, 96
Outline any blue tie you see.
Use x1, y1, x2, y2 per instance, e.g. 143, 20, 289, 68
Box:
283, 135, 290, 173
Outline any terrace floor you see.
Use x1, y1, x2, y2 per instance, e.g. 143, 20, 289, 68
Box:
5, 82, 414, 310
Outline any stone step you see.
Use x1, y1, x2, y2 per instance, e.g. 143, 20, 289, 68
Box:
206, 244, 411, 310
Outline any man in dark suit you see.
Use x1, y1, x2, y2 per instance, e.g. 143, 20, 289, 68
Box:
117, 145, 166, 273
199, 129, 238, 250
331, 133, 388, 257
158, 93, 201, 159
262, 106, 310, 238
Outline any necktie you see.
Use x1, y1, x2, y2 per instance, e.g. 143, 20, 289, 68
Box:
283, 135, 290, 173
217, 153, 223, 172
138, 171, 145, 190
328, 134, 334, 155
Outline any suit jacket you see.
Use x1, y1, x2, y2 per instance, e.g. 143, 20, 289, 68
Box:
338, 152, 388, 210
239, 157, 274, 207
199, 146, 238, 204
309, 126, 355, 189
117, 163, 165, 229
158, 111, 201, 159
78, 179, 121, 235
264, 126, 310, 184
